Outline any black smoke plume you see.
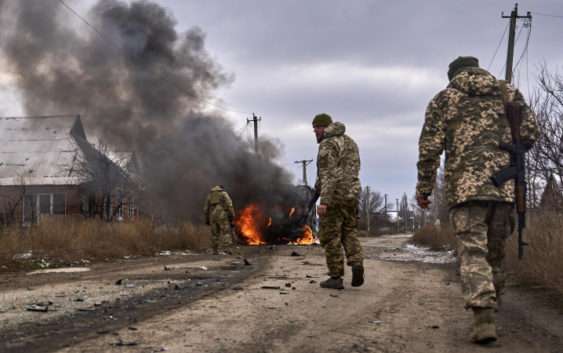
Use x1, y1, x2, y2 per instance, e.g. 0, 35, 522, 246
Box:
0, 0, 296, 222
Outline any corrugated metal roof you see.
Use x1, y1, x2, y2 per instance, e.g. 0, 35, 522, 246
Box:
0, 115, 89, 186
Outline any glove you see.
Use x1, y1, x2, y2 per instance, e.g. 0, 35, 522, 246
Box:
416, 193, 431, 209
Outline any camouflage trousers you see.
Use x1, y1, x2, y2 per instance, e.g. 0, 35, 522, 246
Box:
210, 212, 233, 254
318, 201, 363, 278
449, 201, 514, 309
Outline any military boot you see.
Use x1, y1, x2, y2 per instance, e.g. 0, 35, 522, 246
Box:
351, 265, 364, 287
320, 277, 344, 290
471, 308, 498, 344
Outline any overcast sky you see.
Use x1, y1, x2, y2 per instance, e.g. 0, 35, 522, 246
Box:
1, 0, 562, 206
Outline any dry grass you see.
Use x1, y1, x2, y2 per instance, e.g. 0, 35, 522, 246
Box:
410, 224, 458, 251
0, 218, 211, 269
506, 211, 563, 294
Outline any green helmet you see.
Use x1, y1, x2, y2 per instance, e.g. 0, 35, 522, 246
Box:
312, 113, 333, 127
448, 56, 479, 80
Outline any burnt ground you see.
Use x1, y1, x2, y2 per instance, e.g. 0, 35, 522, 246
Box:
0, 248, 271, 353
0, 236, 562, 353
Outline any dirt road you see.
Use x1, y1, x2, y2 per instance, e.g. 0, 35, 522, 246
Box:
1, 235, 562, 353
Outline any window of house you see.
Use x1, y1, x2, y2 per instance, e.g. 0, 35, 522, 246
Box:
53, 194, 65, 214
39, 194, 51, 214
23, 194, 36, 224
23, 193, 67, 224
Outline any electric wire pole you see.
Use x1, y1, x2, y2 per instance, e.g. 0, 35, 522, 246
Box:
294, 159, 313, 186
247, 113, 261, 154
502, 3, 532, 83
365, 186, 371, 233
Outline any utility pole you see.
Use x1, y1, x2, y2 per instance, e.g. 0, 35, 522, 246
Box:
365, 186, 371, 233
294, 159, 313, 186
247, 113, 261, 154
502, 3, 532, 83
384, 194, 388, 215
396, 198, 399, 233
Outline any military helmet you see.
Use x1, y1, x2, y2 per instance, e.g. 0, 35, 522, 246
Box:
312, 113, 333, 127
448, 56, 479, 81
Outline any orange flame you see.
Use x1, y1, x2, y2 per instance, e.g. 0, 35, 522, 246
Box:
235, 204, 265, 245
294, 225, 314, 245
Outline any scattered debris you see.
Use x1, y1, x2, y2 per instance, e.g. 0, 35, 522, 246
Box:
115, 279, 126, 285
430, 325, 440, 329
128, 326, 139, 331
302, 261, 323, 266
111, 339, 138, 347
12, 251, 33, 260
158, 251, 172, 256
279, 291, 289, 295
369, 320, 384, 325
73, 297, 85, 302
261, 286, 281, 290
243, 258, 252, 266
329, 294, 339, 298
231, 286, 243, 291
25, 302, 53, 312
290, 251, 302, 257
309, 280, 317, 284
285, 283, 292, 288
163, 265, 171, 271
78, 307, 96, 312
199, 266, 208, 271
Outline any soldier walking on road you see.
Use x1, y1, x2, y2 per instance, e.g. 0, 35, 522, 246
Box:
204, 185, 235, 255
416, 56, 538, 344
312, 113, 364, 290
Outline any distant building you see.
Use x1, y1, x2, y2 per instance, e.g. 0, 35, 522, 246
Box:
0, 115, 138, 225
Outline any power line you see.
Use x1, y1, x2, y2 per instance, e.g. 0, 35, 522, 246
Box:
57, 0, 253, 117
487, 23, 509, 70
58, 0, 112, 45
513, 19, 532, 74
532, 11, 563, 19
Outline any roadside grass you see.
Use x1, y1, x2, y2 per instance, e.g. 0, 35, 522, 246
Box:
0, 218, 211, 270
505, 211, 563, 294
410, 224, 458, 251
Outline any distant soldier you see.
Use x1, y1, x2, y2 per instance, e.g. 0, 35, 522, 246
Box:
416, 56, 538, 344
203, 185, 235, 255
313, 113, 364, 290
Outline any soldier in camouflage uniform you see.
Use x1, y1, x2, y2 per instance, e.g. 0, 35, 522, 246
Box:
313, 113, 364, 290
416, 56, 538, 344
203, 185, 235, 255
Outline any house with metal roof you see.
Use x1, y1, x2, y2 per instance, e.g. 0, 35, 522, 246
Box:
0, 115, 138, 225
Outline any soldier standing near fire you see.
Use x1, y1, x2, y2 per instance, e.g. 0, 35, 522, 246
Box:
203, 185, 235, 255
312, 113, 364, 290
416, 56, 538, 344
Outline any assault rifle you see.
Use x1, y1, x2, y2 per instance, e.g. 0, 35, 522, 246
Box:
491, 102, 529, 259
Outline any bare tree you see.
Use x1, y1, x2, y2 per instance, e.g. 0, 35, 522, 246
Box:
0, 173, 29, 226
528, 65, 563, 187
73, 142, 133, 221
358, 186, 384, 234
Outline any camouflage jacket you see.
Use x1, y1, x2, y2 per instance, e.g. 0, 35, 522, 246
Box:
203, 186, 235, 222
314, 122, 361, 206
416, 67, 538, 207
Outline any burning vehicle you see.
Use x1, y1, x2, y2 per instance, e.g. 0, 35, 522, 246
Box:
235, 185, 317, 245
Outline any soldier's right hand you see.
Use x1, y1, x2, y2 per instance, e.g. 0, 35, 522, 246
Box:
416, 194, 431, 209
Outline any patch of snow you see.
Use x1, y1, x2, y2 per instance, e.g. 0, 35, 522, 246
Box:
27, 267, 91, 275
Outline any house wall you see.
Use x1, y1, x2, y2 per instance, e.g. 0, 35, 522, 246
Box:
0, 185, 82, 225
